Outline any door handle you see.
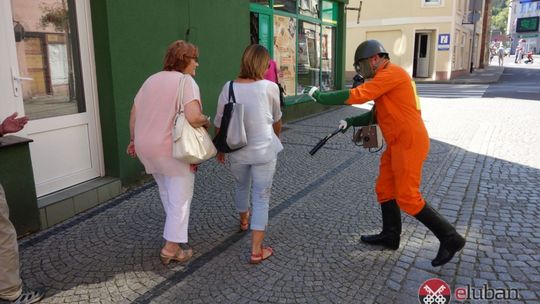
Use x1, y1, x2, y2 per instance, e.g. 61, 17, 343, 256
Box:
13, 76, 33, 82
10, 67, 33, 97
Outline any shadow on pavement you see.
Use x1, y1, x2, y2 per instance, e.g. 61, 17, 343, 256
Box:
16, 106, 540, 303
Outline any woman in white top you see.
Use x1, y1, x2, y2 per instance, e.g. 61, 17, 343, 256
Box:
214, 44, 283, 264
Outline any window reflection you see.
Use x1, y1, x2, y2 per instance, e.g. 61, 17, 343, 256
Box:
274, 0, 296, 14
299, 0, 319, 18
322, 26, 335, 90
250, 0, 270, 6
297, 21, 320, 94
11, 0, 85, 120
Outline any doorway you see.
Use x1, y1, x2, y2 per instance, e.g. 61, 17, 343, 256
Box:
0, 0, 103, 197
413, 32, 432, 78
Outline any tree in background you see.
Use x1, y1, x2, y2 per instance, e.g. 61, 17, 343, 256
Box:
491, 0, 510, 34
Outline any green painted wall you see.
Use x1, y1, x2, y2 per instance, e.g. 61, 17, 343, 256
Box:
0, 137, 40, 236
90, 0, 346, 186
91, 0, 250, 185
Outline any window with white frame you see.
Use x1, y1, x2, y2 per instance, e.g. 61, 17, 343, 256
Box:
423, 0, 442, 5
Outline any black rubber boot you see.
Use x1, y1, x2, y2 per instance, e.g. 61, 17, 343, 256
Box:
361, 200, 401, 250
415, 203, 466, 267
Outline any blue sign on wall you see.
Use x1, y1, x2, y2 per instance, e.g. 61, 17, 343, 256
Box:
438, 34, 450, 51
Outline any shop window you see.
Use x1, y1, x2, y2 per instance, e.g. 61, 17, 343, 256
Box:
299, 0, 319, 18
274, 0, 297, 13
274, 15, 297, 96
250, 0, 270, 6
297, 21, 320, 94
11, 0, 85, 120
321, 26, 335, 90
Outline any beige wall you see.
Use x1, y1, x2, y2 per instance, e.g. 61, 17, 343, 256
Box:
346, 0, 485, 80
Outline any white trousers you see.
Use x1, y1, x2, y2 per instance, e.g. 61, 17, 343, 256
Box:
153, 173, 194, 243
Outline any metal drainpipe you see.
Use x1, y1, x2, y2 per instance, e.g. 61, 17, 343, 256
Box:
470, 1, 477, 73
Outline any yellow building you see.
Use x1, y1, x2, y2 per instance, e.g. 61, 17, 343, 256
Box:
345, 0, 487, 80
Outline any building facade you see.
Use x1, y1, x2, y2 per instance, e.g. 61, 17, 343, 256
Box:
345, 0, 488, 80
508, 0, 540, 54
0, 0, 347, 235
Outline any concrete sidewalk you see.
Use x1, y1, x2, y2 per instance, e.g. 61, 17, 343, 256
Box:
11, 98, 540, 303
415, 65, 505, 84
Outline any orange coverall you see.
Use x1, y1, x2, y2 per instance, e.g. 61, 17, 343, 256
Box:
346, 63, 429, 215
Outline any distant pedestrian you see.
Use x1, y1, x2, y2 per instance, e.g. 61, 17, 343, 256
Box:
515, 47, 522, 64
215, 44, 283, 264
1, 113, 45, 304
497, 46, 505, 66
126, 40, 211, 265
489, 46, 496, 64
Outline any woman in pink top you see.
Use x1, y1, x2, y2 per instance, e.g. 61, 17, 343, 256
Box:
263, 59, 279, 83
126, 40, 211, 265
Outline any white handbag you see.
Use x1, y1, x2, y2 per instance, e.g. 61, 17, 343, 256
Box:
172, 75, 217, 164
213, 80, 247, 152
225, 82, 247, 150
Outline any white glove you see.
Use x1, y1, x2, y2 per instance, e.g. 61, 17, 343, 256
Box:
338, 120, 347, 130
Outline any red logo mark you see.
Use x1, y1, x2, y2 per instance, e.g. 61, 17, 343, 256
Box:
418, 278, 451, 304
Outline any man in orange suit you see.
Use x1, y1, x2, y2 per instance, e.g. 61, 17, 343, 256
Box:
305, 40, 465, 267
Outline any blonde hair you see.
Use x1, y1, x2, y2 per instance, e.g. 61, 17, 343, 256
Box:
238, 44, 270, 80
163, 40, 198, 72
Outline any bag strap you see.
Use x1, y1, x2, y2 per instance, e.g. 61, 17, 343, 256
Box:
176, 74, 188, 114
273, 61, 279, 82
228, 80, 236, 104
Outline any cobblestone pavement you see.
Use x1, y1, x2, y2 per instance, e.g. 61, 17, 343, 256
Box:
13, 96, 540, 303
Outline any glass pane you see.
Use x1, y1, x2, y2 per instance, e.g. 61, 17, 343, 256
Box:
11, 0, 85, 120
274, 0, 296, 14
273, 15, 296, 96
297, 21, 320, 94
251, 13, 271, 51
321, 26, 335, 91
322, 1, 338, 24
250, 12, 260, 45
250, 0, 270, 6
299, 0, 319, 18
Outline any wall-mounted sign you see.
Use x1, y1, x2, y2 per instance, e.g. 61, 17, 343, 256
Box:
437, 34, 450, 51
516, 17, 539, 33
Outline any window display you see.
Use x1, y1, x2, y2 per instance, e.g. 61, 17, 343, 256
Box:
251, 0, 340, 99
299, 0, 319, 18
322, 26, 335, 90
297, 21, 320, 94
274, 15, 297, 96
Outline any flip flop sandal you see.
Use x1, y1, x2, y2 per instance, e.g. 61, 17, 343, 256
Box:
249, 246, 273, 264
160, 247, 193, 265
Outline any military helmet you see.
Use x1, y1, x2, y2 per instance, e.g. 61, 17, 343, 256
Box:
354, 40, 388, 64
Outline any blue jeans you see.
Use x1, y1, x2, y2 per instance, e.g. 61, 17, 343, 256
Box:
229, 159, 277, 231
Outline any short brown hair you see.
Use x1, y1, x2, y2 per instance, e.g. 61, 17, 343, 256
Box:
238, 44, 270, 80
163, 40, 198, 72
